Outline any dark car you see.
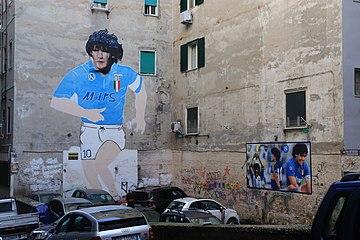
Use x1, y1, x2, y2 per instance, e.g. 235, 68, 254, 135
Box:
160, 209, 222, 225
28, 197, 93, 240
126, 186, 187, 213
135, 206, 161, 223
71, 188, 116, 205
311, 173, 360, 240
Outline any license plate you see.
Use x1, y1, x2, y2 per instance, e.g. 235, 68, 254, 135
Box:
2, 234, 28, 240
112, 235, 139, 240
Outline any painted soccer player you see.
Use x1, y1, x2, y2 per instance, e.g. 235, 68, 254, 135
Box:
285, 143, 311, 193
50, 29, 147, 196
270, 147, 282, 190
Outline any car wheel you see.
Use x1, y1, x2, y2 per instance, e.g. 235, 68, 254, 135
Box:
226, 218, 239, 224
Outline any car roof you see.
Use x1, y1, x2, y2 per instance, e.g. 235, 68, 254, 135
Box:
73, 205, 145, 220
133, 186, 184, 192
74, 189, 111, 194
32, 191, 62, 196
171, 197, 205, 203
51, 197, 92, 204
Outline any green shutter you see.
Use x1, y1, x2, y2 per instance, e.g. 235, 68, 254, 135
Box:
180, 0, 187, 13
140, 51, 155, 74
94, 0, 107, 4
145, 0, 157, 7
180, 44, 188, 72
197, 37, 205, 68
195, 0, 204, 6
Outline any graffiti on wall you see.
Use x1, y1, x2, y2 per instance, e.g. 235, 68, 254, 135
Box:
246, 142, 312, 194
50, 29, 147, 198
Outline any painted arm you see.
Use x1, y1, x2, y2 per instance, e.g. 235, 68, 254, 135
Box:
131, 80, 147, 134
274, 172, 281, 189
50, 97, 105, 122
287, 176, 300, 191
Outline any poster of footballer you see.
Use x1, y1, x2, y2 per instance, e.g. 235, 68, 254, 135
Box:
245, 141, 312, 194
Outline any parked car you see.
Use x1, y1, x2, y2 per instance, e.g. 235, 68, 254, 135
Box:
135, 206, 161, 223
126, 186, 188, 213
29, 197, 93, 240
160, 209, 222, 225
165, 197, 240, 224
311, 173, 360, 240
45, 205, 153, 240
48, 197, 93, 221
71, 188, 117, 204
30, 191, 62, 203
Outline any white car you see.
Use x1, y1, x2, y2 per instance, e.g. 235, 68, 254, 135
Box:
164, 197, 240, 224
46, 205, 153, 240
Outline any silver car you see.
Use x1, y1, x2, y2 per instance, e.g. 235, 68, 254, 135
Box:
47, 205, 153, 240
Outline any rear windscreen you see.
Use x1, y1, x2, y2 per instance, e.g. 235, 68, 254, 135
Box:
133, 192, 149, 201
99, 217, 147, 231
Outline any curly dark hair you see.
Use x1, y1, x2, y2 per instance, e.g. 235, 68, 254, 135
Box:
271, 147, 280, 161
85, 29, 123, 62
292, 143, 308, 158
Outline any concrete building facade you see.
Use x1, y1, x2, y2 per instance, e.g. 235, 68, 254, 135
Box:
0, 0, 359, 224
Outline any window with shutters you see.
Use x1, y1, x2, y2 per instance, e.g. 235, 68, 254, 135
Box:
180, 0, 204, 12
180, 37, 205, 72
285, 90, 307, 128
144, 0, 158, 16
355, 68, 360, 97
91, 0, 109, 11
139, 50, 156, 75
186, 107, 199, 135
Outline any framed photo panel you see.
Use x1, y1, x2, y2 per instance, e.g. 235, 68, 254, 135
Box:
245, 142, 312, 194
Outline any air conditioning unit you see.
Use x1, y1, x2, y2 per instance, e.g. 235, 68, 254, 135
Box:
180, 10, 192, 24
171, 122, 182, 133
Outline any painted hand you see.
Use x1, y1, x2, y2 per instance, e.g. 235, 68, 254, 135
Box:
86, 108, 106, 122
131, 117, 146, 134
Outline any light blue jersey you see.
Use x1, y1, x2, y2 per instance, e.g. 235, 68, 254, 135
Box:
53, 60, 142, 125
285, 157, 310, 187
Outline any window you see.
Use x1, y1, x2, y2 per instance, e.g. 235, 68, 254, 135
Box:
140, 50, 156, 75
180, 37, 205, 72
144, 0, 158, 16
355, 68, 360, 96
186, 107, 198, 134
285, 90, 306, 128
323, 194, 349, 239
8, 41, 12, 69
2, 47, 6, 73
92, 0, 108, 11
6, 107, 10, 135
180, 0, 204, 12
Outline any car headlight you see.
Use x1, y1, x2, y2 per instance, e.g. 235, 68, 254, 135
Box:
31, 230, 49, 240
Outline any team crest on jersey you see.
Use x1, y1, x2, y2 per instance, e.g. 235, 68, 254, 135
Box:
88, 73, 96, 81
114, 74, 122, 92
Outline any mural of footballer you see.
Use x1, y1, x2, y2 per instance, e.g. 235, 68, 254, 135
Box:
50, 29, 147, 196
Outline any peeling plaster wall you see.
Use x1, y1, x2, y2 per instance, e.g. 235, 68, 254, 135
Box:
163, 0, 350, 225
7, 0, 359, 225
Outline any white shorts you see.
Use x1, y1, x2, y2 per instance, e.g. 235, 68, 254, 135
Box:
80, 122, 125, 160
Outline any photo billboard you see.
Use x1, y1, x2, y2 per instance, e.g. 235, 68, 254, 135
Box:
245, 142, 312, 194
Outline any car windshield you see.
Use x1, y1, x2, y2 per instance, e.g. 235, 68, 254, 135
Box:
39, 194, 62, 203
167, 201, 185, 210
64, 202, 92, 212
88, 194, 115, 203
